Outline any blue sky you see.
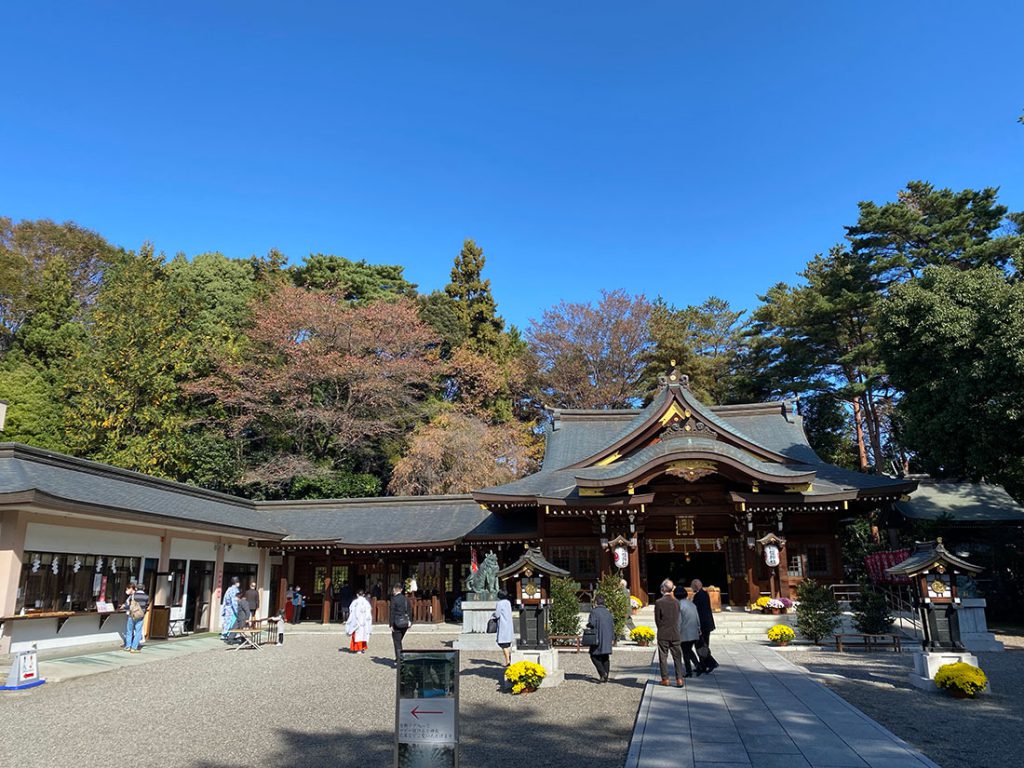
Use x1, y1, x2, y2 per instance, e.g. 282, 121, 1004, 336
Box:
3, 2, 1022, 330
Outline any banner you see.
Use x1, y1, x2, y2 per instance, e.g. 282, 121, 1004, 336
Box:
865, 549, 911, 584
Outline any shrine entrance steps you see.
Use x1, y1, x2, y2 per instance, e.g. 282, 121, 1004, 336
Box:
624, 639, 938, 768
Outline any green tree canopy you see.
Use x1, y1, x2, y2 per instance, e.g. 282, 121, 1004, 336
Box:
292, 253, 418, 302
879, 265, 1024, 499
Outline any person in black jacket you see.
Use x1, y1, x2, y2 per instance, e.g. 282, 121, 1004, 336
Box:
585, 594, 615, 683
389, 585, 412, 660
690, 579, 719, 674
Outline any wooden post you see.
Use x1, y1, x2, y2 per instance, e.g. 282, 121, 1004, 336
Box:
778, 540, 791, 600
321, 577, 332, 624
277, 576, 289, 613
746, 544, 759, 605
628, 545, 643, 606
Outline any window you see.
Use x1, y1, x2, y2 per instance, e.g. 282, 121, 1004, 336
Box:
787, 555, 803, 578
806, 545, 829, 575
549, 546, 573, 574
18, 552, 140, 613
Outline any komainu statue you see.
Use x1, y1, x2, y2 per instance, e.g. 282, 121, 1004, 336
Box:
466, 552, 499, 599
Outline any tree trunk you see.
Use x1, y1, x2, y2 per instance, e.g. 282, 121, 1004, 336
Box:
851, 398, 870, 472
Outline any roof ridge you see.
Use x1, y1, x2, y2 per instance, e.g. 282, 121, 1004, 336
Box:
258, 494, 477, 509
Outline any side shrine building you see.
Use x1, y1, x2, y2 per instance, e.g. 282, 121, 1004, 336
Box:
0, 368, 926, 653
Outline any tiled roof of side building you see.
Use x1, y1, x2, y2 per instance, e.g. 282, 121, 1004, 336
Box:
259, 496, 537, 544
0, 443, 286, 536
896, 481, 1024, 522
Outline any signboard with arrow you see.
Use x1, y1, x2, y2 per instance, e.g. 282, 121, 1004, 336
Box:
394, 650, 459, 767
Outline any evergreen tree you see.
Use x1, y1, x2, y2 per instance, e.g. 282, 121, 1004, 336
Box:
596, 572, 630, 641
549, 576, 582, 638
795, 579, 841, 644
851, 580, 894, 635
444, 239, 505, 355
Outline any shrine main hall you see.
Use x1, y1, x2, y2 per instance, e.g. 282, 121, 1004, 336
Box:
0, 368, 919, 652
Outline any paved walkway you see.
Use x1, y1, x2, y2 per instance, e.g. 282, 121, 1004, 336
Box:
625, 640, 939, 768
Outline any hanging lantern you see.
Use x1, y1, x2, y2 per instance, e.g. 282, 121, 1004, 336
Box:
763, 543, 781, 568
613, 546, 629, 569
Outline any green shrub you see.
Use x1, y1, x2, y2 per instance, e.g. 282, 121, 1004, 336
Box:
796, 579, 841, 643
851, 580, 894, 635
549, 576, 581, 637
596, 572, 630, 640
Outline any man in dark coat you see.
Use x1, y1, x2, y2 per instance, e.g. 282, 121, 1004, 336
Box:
654, 579, 684, 687
244, 581, 260, 616
388, 585, 412, 660
691, 579, 719, 674
585, 594, 615, 683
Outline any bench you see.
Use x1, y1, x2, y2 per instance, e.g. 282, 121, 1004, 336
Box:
227, 619, 269, 651
549, 634, 583, 653
834, 633, 902, 653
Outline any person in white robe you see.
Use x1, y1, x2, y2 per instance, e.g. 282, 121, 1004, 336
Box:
345, 589, 373, 654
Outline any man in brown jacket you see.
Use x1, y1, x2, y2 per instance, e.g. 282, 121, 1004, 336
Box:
654, 579, 684, 687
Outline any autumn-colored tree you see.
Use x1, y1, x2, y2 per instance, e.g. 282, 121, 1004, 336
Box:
195, 285, 439, 489
527, 289, 653, 409
388, 410, 537, 495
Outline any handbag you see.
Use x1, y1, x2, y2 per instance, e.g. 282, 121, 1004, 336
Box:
696, 644, 711, 661
486, 616, 498, 633
581, 628, 599, 647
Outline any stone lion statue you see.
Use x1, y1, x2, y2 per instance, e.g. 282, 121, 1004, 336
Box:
466, 552, 499, 597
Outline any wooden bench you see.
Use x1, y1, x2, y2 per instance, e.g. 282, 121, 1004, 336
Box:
549, 634, 583, 652
227, 619, 269, 651
834, 633, 902, 653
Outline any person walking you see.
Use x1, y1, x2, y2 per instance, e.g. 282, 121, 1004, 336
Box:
244, 580, 260, 618
346, 589, 373, 654
122, 582, 148, 653
654, 579, 684, 687
291, 586, 304, 625
691, 579, 719, 674
675, 585, 701, 678
492, 590, 514, 666
585, 593, 615, 683
220, 576, 240, 639
233, 593, 252, 642
388, 585, 412, 660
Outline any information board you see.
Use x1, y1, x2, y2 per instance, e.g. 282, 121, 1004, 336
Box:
395, 650, 459, 768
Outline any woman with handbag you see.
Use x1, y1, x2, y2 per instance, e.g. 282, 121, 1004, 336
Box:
584, 594, 615, 683
491, 591, 514, 666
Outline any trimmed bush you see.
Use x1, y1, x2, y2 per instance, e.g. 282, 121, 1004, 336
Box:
596, 572, 630, 640
934, 662, 987, 697
851, 580, 894, 635
795, 579, 841, 643
549, 576, 582, 637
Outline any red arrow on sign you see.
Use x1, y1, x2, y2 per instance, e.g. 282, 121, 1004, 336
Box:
410, 706, 444, 719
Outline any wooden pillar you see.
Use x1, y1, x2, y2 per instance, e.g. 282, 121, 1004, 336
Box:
321, 577, 332, 624
155, 531, 172, 605
211, 542, 226, 633
0, 510, 28, 654
277, 575, 289, 613
628, 544, 642, 606
257, 547, 271, 619
746, 544, 759, 605
778, 541, 791, 600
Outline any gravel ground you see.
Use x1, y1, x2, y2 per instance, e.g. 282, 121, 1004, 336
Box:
0, 633, 648, 768
783, 636, 1024, 768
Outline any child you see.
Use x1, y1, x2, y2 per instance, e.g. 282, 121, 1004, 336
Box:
270, 610, 285, 646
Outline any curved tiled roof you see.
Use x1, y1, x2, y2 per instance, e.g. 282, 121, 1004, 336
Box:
573, 437, 816, 486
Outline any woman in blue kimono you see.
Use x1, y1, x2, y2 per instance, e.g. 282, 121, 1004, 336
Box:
491, 590, 514, 666
220, 576, 241, 639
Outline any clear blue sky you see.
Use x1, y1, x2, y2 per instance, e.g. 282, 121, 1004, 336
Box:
3, 2, 1022, 329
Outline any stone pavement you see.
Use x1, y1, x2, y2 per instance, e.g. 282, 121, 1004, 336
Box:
625, 640, 940, 768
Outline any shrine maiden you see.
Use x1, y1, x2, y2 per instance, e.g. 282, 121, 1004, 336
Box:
346, 589, 373, 654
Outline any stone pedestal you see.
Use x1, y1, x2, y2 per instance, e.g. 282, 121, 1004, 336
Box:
909, 650, 981, 692
959, 598, 1004, 652
454, 601, 514, 652
510, 647, 564, 688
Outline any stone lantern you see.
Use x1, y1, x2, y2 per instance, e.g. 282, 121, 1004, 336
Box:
496, 546, 570, 687
886, 539, 984, 690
